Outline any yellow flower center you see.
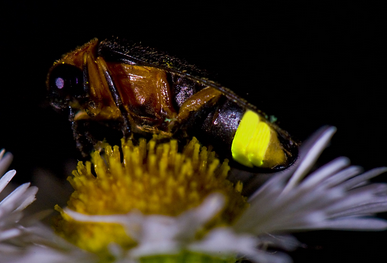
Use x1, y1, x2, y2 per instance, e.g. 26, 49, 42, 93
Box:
54, 137, 248, 260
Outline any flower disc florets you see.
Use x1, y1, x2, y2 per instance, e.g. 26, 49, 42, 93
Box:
54, 137, 247, 258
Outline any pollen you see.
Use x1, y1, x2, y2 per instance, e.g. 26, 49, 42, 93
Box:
54, 137, 248, 257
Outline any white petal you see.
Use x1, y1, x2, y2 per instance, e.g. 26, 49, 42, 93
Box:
257, 234, 300, 251
282, 126, 337, 194
340, 167, 387, 190
189, 228, 292, 263
0, 183, 38, 217
0, 228, 23, 241
0, 221, 99, 263
297, 157, 350, 191
0, 152, 13, 177
189, 228, 258, 254
234, 126, 387, 235
130, 240, 180, 257
314, 217, 387, 230
0, 170, 16, 193
14, 186, 38, 212
175, 193, 225, 239
332, 196, 387, 216
322, 166, 363, 188
0, 246, 98, 263
63, 193, 226, 259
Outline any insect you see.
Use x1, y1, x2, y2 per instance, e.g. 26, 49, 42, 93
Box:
47, 37, 298, 170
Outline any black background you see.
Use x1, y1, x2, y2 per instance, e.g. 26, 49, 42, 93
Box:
1, 1, 387, 262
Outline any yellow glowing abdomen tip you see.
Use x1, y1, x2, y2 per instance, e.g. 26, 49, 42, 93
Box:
231, 110, 286, 168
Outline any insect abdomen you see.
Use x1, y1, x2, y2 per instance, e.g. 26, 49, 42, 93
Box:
187, 95, 287, 169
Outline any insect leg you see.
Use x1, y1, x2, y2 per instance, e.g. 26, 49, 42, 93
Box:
175, 87, 222, 122
96, 57, 132, 138
68, 106, 89, 157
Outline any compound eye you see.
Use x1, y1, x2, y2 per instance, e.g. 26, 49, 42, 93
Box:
48, 64, 84, 99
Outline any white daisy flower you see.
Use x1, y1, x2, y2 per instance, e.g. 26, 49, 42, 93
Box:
233, 126, 387, 234
50, 126, 387, 263
0, 149, 98, 263
3, 126, 387, 263
0, 222, 99, 263
0, 149, 38, 244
